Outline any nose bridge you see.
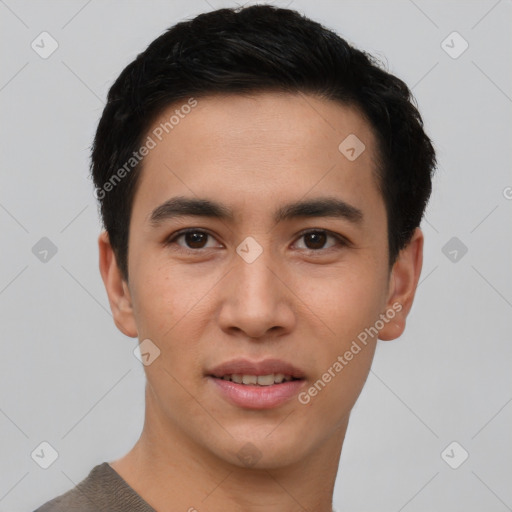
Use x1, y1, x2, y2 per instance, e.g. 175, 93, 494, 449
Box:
233, 237, 280, 305
218, 236, 293, 338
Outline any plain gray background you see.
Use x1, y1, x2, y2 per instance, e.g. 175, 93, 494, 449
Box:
1, 0, 511, 511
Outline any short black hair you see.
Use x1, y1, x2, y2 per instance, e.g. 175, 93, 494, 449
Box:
91, 4, 436, 281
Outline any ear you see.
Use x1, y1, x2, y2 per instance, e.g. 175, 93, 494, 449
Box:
378, 227, 424, 341
98, 231, 138, 338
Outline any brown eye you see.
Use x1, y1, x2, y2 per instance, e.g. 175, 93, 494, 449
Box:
165, 228, 348, 254
182, 231, 208, 249
294, 230, 346, 252
165, 229, 220, 251
303, 231, 327, 250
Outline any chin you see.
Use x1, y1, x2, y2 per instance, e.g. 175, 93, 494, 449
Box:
208, 427, 314, 470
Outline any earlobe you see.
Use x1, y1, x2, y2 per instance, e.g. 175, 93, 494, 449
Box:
98, 231, 138, 338
378, 228, 424, 341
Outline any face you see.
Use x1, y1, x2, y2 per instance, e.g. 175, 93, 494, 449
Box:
100, 91, 423, 470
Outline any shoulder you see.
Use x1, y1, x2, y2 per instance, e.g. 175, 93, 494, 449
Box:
32, 462, 119, 512
33, 462, 156, 512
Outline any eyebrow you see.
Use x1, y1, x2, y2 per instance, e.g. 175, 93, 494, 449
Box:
149, 195, 363, 227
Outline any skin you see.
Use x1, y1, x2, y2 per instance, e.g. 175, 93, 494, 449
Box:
98, 91, 423, 512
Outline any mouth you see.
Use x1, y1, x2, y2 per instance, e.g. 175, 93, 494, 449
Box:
208, 373, 303, 386
205, 358, 307, 409
206, 357, 306, 381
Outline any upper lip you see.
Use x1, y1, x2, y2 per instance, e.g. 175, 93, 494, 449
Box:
207, 358, 306, 379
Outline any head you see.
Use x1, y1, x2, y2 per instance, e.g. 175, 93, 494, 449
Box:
94, 5, 435, 469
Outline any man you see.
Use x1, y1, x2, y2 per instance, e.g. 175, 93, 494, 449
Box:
35, 4, 436, 511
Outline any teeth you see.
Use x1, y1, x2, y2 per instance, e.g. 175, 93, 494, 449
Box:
219, 373, 294, 385
273, 374, 285, 384
241, 374, 257, 385
256, 374, 276, 386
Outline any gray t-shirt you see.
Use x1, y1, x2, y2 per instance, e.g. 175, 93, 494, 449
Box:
33, 462, 156, 511
34, 462, 341, 511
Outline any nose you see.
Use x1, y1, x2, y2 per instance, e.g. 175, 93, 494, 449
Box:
217, 247, 296, 340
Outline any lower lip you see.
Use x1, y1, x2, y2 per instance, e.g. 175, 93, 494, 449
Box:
208, 377, 305, 409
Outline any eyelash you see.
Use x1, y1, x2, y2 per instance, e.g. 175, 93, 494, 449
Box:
164, 228, 350, 254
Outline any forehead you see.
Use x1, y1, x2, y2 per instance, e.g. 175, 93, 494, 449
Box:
133, 91, 382, 222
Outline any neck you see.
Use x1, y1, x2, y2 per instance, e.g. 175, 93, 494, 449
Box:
110, 386, 348, 512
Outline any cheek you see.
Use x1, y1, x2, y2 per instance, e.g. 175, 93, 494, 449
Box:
130, 263, 184, 339
302, 263, 386, 339
129, 261, 216, 374
306, 268, 384, 415
300, 276, 381, 421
